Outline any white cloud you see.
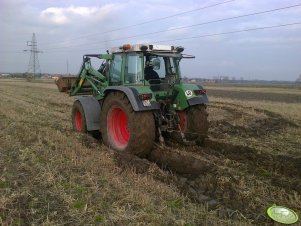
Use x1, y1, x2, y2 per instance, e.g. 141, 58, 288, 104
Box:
40, 4, 121, 25
40, 7, 69, 25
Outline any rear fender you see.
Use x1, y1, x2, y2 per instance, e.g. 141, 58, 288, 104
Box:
173, 84, 208, 110
104, 86, 160, 111
74, 96, 101, 131
187, 84, 209, 106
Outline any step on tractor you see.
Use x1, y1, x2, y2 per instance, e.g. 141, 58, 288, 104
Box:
56, 44, 209, 156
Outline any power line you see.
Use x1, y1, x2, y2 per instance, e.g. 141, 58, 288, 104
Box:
46, 22, 301, 53
134, 3, 301, 40
0, 51, 24, 54
44, 3, 301, 51
42, 0, 236, 46
155, 22, 301, 44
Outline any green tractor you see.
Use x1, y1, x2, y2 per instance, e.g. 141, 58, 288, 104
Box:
56, 44, 209, 156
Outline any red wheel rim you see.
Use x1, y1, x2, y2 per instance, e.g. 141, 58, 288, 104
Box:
177, 111, 187, 131
75, 111, 82, 131
108, 107, 130, 149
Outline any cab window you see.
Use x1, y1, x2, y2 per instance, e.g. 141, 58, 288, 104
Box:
110, 53, 122, 83
125, 53, 143, 84
144, 56, 165, 78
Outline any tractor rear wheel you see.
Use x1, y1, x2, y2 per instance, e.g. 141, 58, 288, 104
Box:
100, 92, 155, 157
175, 105, 209, 145
72, 101, 87, 133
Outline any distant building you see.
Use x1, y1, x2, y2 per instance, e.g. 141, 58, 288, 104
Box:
0, 73, 11, 78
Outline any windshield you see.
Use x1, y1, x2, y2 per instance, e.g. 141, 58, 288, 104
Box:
144, 54, 180, 79
117, 52, 182, 86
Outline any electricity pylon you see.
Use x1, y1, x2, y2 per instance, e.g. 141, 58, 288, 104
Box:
24, 33, 42, 79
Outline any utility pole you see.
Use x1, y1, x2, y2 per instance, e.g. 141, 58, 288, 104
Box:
66, 59, 69, 75
24, 33, 42, 80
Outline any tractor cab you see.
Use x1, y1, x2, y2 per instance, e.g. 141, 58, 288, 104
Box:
109, 44, 191, 89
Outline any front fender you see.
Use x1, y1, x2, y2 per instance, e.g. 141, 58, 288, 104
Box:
74, 96, 101, 131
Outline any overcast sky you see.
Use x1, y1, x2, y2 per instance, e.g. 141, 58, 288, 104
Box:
1, 0, 301, 81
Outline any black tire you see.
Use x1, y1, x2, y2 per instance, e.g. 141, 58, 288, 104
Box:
174, 105, 209, 145
100, 92, 155, 157
72, 100, 87, 133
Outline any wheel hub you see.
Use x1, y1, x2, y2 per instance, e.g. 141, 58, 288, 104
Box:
75, 111, 82, 131
108, 107, 130, 149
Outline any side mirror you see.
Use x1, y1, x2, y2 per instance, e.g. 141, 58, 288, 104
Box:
84, 58, 91, 70
152, 58, 160, 70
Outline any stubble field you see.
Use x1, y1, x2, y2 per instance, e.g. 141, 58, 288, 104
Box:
0, 79, 300, 225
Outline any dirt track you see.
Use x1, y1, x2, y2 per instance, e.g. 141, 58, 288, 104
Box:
114, 138, 301, 224
207, 88, 301, 103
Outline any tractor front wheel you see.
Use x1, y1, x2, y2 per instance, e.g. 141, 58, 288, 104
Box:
100, 92, 155, 157
72, 101, 87, 133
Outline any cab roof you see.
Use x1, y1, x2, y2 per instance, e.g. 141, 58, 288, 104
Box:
111, 44, 184, 54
